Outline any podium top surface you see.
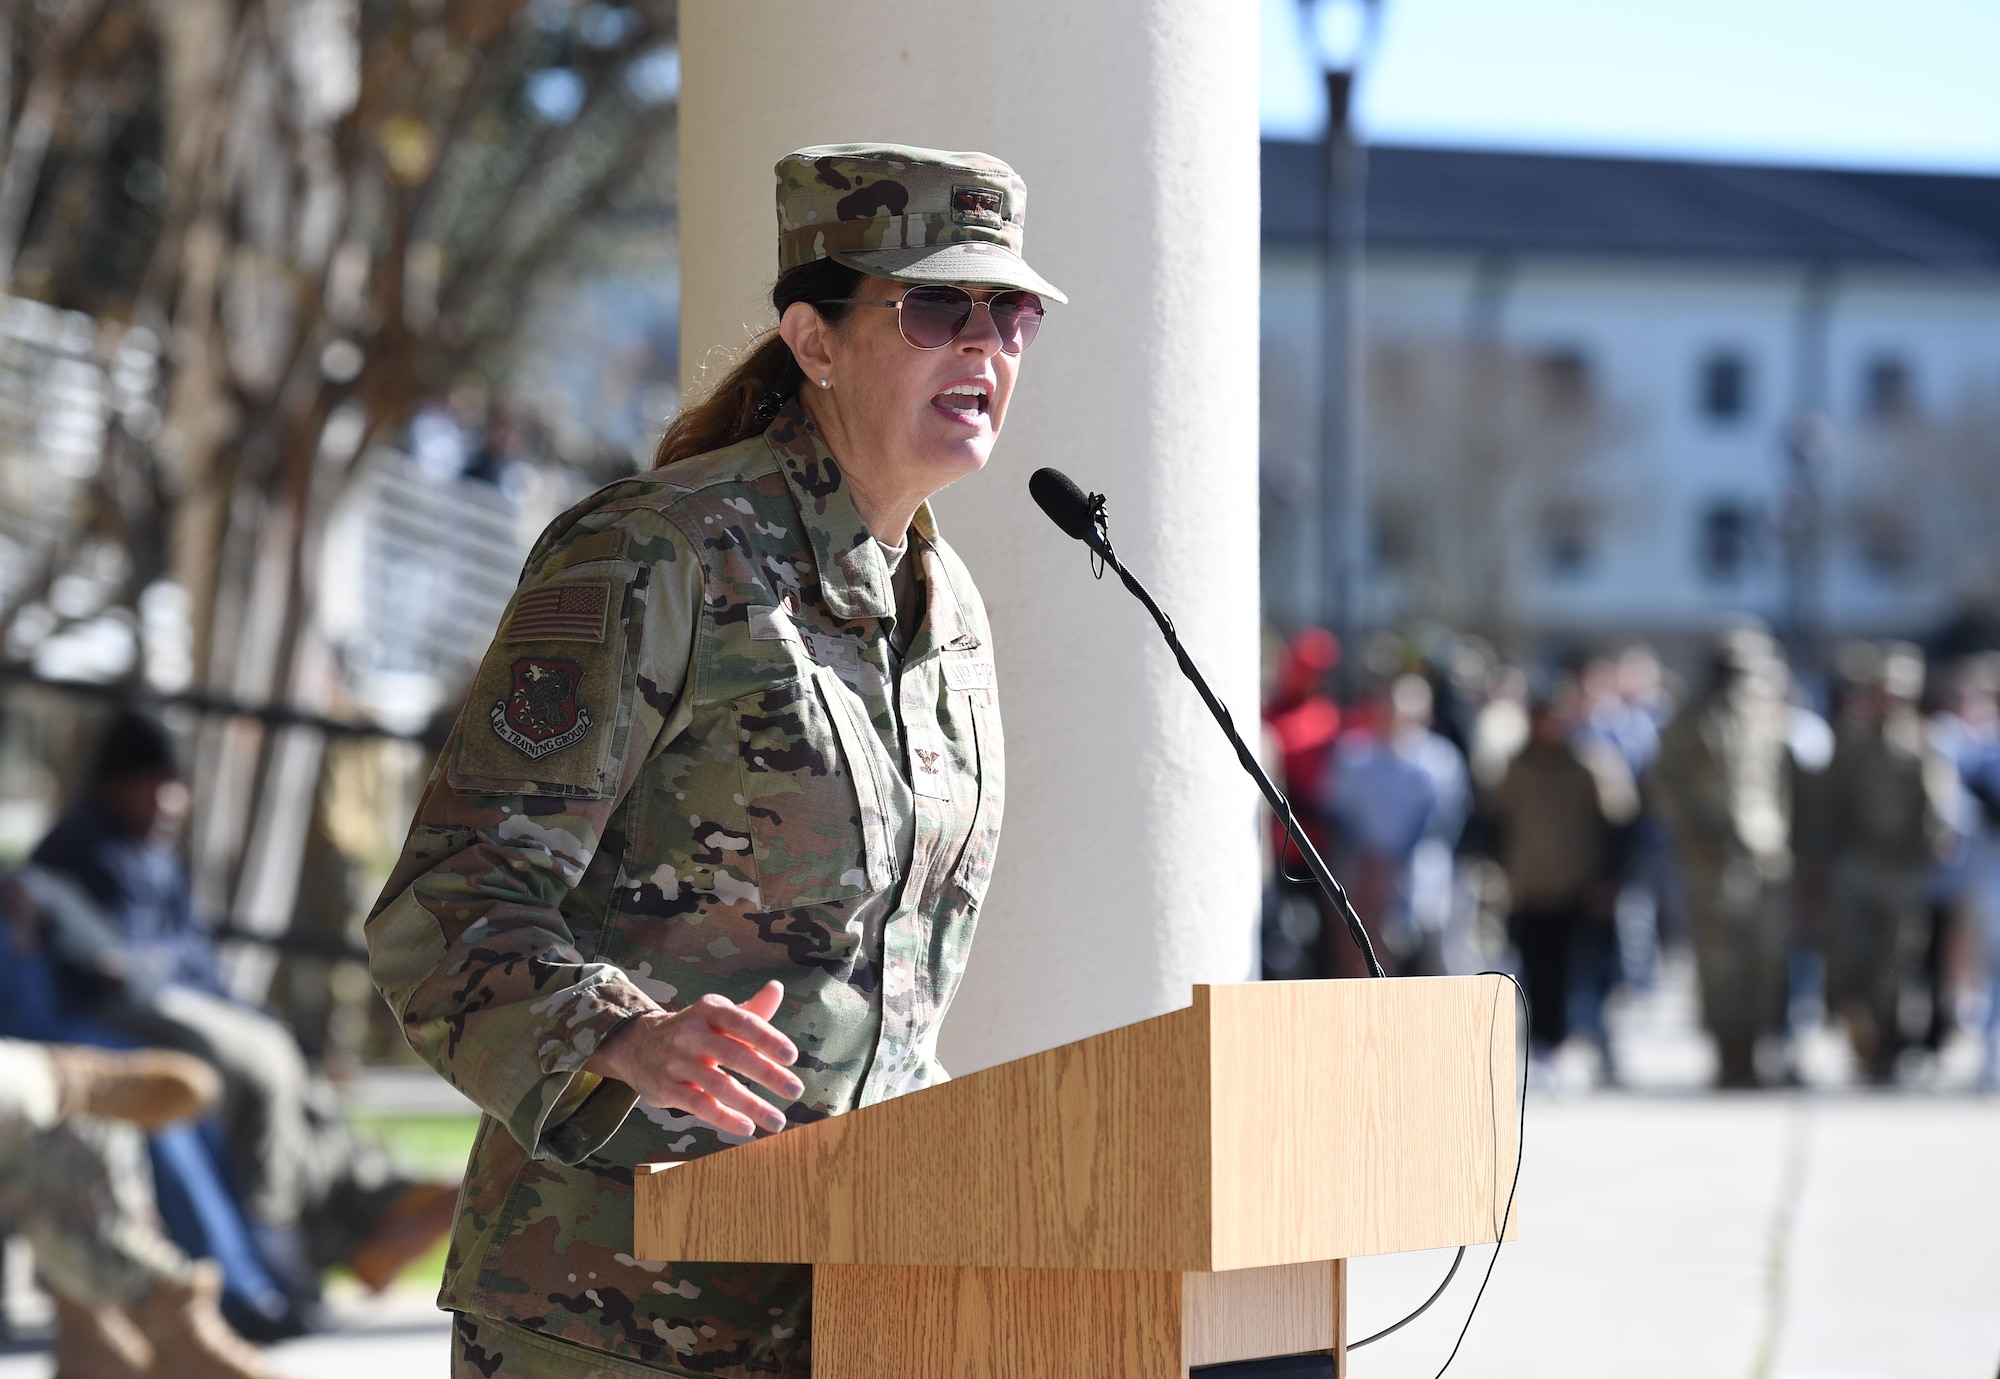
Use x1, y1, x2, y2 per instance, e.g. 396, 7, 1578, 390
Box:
634, 975, 1519, 1272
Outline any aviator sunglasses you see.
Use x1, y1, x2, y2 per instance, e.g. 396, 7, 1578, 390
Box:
823, 285, 1046, 355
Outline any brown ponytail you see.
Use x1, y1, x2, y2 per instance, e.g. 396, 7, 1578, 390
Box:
652, 258, 865, 469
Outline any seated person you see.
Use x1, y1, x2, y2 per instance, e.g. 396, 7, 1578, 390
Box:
0, 1036, 295, 1379
32, 710, 457, 1292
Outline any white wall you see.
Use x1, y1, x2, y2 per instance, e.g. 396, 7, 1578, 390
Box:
680, 1, 1264, 1074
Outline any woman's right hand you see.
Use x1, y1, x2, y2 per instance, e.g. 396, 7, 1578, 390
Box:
586, 979, 803, 1138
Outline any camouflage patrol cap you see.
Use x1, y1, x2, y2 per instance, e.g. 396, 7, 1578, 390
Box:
775, 143, 1067, 303
1879, 641, 1925, 700
1834, 639, 1885, 689
1843, 639, 1926, 700
1713, 621, 1778, 673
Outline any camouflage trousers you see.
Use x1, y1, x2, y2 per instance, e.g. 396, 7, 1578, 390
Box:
452, 1312, 742, 1378
0, 1039, 187, 1307
1824, 863, 1925, 1076
1687, 860, 1790, 1047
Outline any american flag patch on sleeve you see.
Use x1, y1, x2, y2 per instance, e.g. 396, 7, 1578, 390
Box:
506, 583, 610, 642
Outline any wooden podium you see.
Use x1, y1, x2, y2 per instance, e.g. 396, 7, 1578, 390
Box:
634, 977, 1519, 1378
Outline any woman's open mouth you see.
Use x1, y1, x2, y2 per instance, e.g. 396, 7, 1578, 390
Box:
931, 382, 991, 422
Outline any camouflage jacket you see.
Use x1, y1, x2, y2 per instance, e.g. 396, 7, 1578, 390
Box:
1815, 714, 1951, 873
1652, 689, 1792, 876
366, 401, 1004, 1375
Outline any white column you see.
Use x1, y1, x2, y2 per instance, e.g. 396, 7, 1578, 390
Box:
680, 0, 1262, 1074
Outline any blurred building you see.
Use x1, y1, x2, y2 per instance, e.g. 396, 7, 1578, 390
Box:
1262, 141, 2000, 661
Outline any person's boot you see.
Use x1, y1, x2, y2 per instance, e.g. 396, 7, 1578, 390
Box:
1715, 1035, 1758, 1088
347, 1181, 460, 1292
129, 1261, 290, 1379
46, 1045, 220, 1130
1844, 1006, 1883, 1083
52, 1294, 152, 1379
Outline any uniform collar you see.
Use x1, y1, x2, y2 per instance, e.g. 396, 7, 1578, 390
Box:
916, 541, 978, 650
767, 398, 943, 623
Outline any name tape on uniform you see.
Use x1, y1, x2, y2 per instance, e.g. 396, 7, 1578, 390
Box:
942, 655, 996, 692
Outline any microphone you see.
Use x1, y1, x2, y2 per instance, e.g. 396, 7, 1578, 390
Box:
1028, 467, 1385, 979
1028, 467, 1103, 547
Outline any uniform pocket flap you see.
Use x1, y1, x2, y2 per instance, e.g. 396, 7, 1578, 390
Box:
748, 603, 794, 641
748, 604, 863, 678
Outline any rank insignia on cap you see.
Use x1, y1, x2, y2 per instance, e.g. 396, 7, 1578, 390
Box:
491, 657, 593, 759
507, 583, 609, 642
950, 184, 1005, 228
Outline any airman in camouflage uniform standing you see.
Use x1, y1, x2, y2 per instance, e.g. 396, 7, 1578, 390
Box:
1813, 642, 1953, 1081
1652, 626, 1794, 1088
368, 144, 1063, 1377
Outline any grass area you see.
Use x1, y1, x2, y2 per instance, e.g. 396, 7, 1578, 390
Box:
350, 1111, 482, 1180
333, 1111, 482, 1290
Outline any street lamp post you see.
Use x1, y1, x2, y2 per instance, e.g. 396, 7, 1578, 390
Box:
1780, 266, 1835, 682
1307, 0, 1381, 696
1780, 411, 1829, 677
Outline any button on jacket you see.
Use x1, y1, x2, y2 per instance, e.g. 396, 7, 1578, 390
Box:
367, 400, 1004, 1375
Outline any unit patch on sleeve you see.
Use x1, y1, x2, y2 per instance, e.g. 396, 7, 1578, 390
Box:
506, 582, 610, 642
491, 657, 594, 759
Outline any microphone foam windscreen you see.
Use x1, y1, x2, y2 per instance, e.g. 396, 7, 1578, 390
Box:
1029, 468, 1094, 541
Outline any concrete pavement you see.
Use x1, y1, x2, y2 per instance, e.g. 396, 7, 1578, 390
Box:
1349, 957, 2000, 1379
1346, 1095, 2000, 1379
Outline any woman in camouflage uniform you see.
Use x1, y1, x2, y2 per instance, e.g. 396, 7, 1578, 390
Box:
368, 143, 1063, 1377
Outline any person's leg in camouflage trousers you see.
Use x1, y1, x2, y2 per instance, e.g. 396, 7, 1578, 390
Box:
1690, 863, 1790, 1088
1825, 864, 1924, 1082
0, 1041, 191, 1301
0, 1038, 293, 1379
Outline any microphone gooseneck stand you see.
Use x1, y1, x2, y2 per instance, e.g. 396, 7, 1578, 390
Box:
1028, 467, 1385, 980
1030, 468, 1530, 1379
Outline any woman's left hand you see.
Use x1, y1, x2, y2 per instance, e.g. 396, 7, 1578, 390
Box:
586, 980, 803, 1138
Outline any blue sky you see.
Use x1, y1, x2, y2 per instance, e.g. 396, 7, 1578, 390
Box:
1262, 0, 2000, 172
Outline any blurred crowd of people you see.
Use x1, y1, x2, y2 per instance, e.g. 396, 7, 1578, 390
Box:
1261, 619, 2000, 1091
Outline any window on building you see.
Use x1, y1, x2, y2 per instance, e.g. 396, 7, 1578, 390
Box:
1540, 500, 1596, 579
1698, 499, 1762, 582
1699, 351, 1749, 423
1371, 495, 1418, 573
1534, 347, 1593, 413
1862, 355, 1914, 422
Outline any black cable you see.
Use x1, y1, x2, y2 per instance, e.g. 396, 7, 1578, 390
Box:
1425, 970, 1529, 1378
1346, 1245, 1464, 1351
1344, 971, 1527, 1365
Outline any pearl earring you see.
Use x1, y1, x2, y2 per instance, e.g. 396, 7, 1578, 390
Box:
818, 377, 831, 389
